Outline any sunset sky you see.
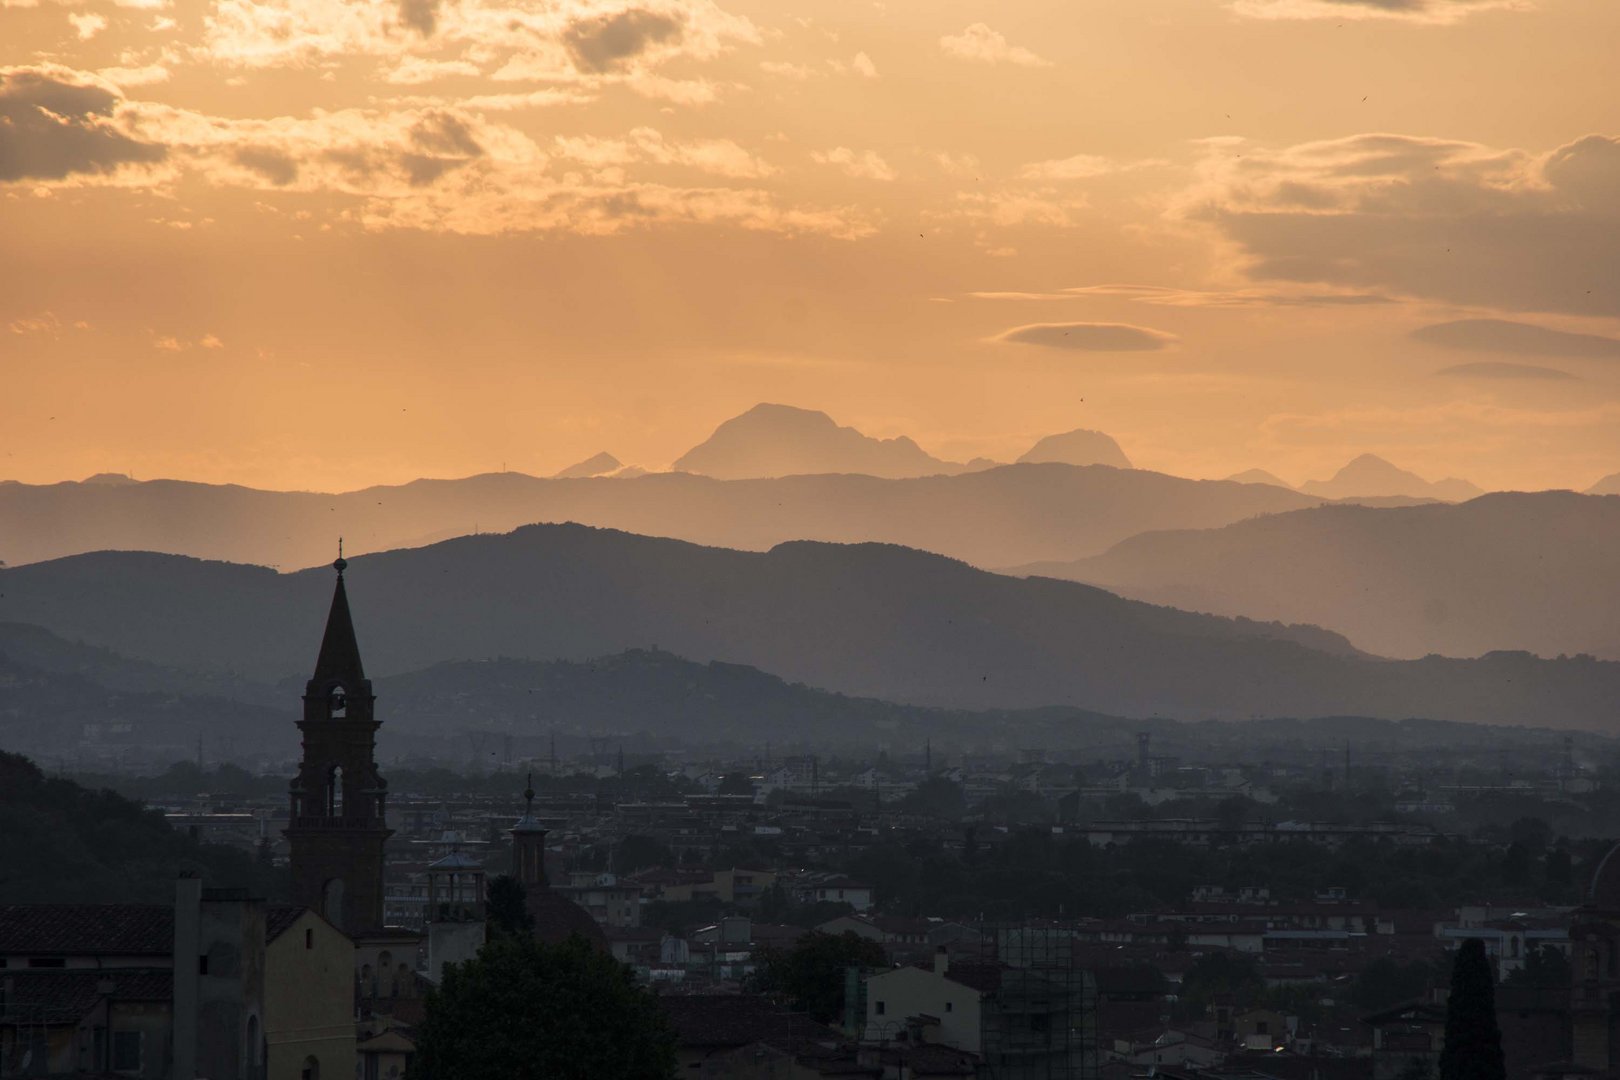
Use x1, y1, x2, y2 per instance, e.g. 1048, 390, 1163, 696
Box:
4, 0, 1619, 492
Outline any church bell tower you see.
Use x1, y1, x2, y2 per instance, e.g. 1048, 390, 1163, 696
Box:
285, 555, 392, 934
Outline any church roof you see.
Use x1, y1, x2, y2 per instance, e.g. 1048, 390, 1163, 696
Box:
312, 562, 366, 684
526, 888, 608, 949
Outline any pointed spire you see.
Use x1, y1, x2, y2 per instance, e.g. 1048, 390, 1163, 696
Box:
312, 556, 365, 683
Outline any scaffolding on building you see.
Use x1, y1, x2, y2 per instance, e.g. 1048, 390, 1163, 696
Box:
975, 923, 1100, 1080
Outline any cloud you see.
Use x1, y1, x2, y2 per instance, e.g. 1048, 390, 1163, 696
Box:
1019, 154, 1117, 180
812, 146, 895, 181
969, 283, 1394, 307
397, 0, 438, 34
1230, 0, 1531, 22
939, 23, 1050, 68
0, 66, 165, 182
199, 0, 758, 82
4, 62, 871, 238
850, 51, 878, 78
1411, 318, 1620, 358
384, 56, 482, 85
554, 127, 776, 178
563, 8, 683, 72
67, 11, 106, 38
8, 311, 88, 335
152, 332, 224, 350
1190, 132, 1620, 317
1434, 361, 1576, 380
997, 322, 1179, 352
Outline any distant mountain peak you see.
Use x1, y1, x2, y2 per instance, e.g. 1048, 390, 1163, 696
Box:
82, 472, 138, 486
1301, 454, 1483, 502
1017, 428, 1132, 470
1224, 468, 1293, 489
672, 403, 957, 479
1588, 472, 1620, 496
553, 452, 622, 479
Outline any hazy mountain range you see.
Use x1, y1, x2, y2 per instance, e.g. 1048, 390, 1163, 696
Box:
1299, 453, 1485, 502
2, 524, 1616, 728
0, 461, 1325, 572
1010, 492, 1620, 661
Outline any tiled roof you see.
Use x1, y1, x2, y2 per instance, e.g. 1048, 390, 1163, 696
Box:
526, 888, 608, 949
265, 905, 307, 943
0, 905, 172, 956
940, 962, 1004, 993
0, 969, 171, 1025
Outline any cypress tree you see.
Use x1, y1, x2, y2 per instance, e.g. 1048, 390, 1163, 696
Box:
1439, 937, 1506, 1080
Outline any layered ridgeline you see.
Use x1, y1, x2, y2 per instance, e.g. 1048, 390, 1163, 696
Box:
1299, 453, 1484, 502
1011, 492, 1620, 662
2, 525, 1617, 728
0, 462, 1321, 572
6, 623, 1608, 765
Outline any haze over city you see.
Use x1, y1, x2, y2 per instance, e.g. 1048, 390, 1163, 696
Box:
6, 2, 1620, 1080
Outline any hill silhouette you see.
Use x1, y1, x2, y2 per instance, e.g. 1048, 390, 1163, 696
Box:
1300, 453, 1483, 502
1016, 428, 1132, 469
553, 452, 622, 479
1588, 473, 1620, 496
0, 751, 282, 903
2, 525, 1617, 728
1012, 492, 1620, 661
672, 403, 968, 479
1225, 469, 1292, 488
0, 463, 1326, 571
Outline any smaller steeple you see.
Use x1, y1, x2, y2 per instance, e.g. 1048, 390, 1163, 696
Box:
510, 773, 549, 888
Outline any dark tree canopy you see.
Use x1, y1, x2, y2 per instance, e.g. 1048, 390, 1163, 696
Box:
1439, 938, 1505, 1080
0, 751, 281, 903
1504, 944, 1572, 989
486, 874, 535, 939
754, 931, 886, 1024
414, 934, 676, 1080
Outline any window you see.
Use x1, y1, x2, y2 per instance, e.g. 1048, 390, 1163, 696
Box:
945, 1002, 953, 1013
112, 1031, 142, 1072
1029, 1015, 1050, 1033
875, 1001, 886, 1016
305, 928, 314, 950
198, 955, 209, 975
27, 957, 65, 968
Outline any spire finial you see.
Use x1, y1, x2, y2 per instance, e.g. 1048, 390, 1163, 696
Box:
334, 537, 347, 575
524, 771, 535, 808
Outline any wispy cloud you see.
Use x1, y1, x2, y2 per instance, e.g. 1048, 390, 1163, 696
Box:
1411, 319, 1620, 358
1230, 0, 1532, 23
811, 146, 895, 181
939, 23, 1051, 67
1185, 131, 1620, 317
996, 322, 1179, 352
1435, 362, 1576, 380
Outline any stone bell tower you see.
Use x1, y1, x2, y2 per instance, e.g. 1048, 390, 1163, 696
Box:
285, 555, 392, 934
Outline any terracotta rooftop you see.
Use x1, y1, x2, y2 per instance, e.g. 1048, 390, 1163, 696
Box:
0, 969, 171, 1025
0, 905, 173, 956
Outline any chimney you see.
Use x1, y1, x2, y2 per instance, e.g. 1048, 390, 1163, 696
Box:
172, 874, 203, 1080
933, 946, 949, 976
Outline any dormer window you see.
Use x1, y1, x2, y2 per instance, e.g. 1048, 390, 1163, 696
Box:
329, 685, 347, 718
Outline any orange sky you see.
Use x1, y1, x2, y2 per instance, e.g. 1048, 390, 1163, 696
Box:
4, 0, 1620, 492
